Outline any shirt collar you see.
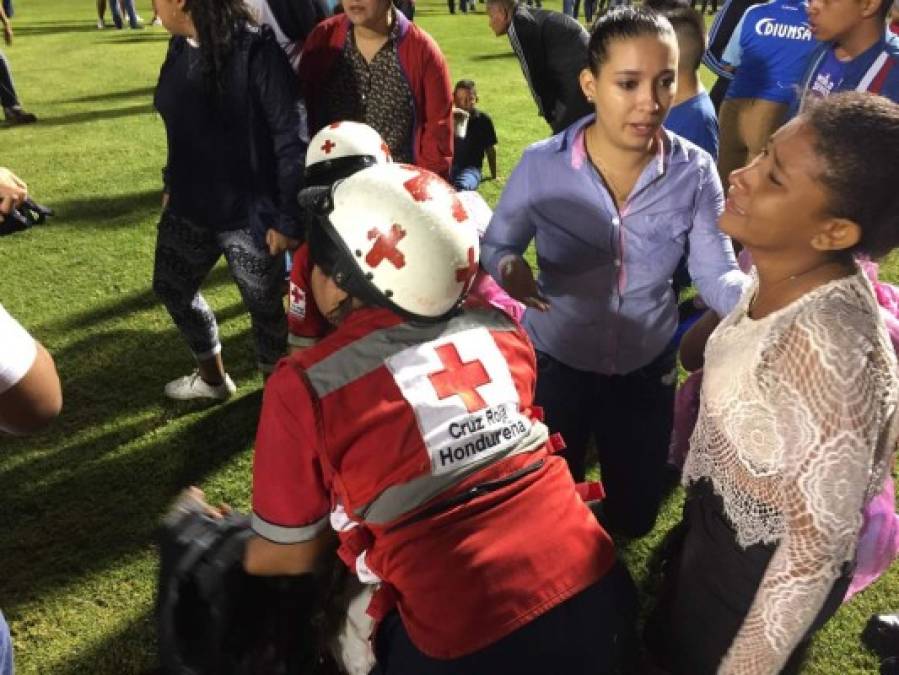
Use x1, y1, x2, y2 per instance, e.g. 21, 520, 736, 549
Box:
555, 114, 689, 176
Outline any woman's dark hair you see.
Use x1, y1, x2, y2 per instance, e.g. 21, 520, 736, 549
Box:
806, 92, 899, 259
587, 6, 675, 74
183, 0, 255, 95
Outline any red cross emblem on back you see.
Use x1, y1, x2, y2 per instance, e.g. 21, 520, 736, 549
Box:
428, 343, 491, 413
366, 224, 407, 269
403, 172, 468, 223
321, 139, 337, 154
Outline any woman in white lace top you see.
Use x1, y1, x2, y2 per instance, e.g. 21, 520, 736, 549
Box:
646, 92, 899, 674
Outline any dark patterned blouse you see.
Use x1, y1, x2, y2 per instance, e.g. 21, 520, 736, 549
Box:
320, 12, 415, 163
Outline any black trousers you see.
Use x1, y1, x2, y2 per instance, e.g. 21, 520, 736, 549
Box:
645, 481, 852, 674
372, 562, 638, 675
0, 51, 20, 108
534, 348, 677, 538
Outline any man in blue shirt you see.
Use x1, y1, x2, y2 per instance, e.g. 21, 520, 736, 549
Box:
790, 0, 899, 113
702, 0, 760, 109
717, 0, 816, 185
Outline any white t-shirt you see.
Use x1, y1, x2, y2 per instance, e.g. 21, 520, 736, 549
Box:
0, 303, 37, 394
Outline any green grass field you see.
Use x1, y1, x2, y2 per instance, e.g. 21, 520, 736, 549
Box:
0, 0, 896, 672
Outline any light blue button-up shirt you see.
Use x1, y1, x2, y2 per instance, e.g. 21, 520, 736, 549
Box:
481, 115, 749, 375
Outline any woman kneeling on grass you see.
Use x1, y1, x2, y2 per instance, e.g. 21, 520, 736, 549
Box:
242, 163, 638, 674
645, 92, 899, 674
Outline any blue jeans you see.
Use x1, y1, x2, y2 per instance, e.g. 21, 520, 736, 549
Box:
451, 166, 481, 192
0, 612, 14, 675
563, 0, 581, 19
110, 0, 141, 28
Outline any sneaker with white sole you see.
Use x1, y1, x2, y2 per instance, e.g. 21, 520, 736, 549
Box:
164, 371, 236, 401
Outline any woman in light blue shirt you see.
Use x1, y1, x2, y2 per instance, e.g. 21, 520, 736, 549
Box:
482, 6, 747, 538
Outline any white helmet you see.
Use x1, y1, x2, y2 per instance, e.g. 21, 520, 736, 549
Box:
305, 121, 392, 186
307, 164, 480, 322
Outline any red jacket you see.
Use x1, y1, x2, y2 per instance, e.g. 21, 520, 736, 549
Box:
299, 12, 453, 178
252, 306, 615, 658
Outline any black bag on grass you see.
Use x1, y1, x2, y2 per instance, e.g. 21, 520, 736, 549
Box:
155, 501, 339, 675
0, 198, 53, 236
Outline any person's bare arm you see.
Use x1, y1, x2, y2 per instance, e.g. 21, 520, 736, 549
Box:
244, 529, 336, 576
679, 310, 719, 372
0, 342, 62, 435
486, 146, 497, 180
0, 167, 27, 217
0, 6, 11, 45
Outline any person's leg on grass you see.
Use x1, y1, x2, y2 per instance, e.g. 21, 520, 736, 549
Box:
0, 51, 35, 124
119, 0, 142, 27
219, 227, 287, 375
152, 211, 233, 397
109, 0, 124, 28
593, 346, 677, 538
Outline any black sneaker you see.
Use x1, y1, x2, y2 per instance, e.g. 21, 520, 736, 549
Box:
863, 613, 899, 660
3, 106, 37, 125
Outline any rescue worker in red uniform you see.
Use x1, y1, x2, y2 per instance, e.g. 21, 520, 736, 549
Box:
246, 163, 637, 673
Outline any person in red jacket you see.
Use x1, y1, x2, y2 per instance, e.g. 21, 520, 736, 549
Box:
299, 0, 454, 178
244, 163, 637, 673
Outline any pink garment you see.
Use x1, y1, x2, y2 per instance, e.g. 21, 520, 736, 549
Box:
669, 257, 899, 602
846, 259, 899, 600
471, 270, 525, 324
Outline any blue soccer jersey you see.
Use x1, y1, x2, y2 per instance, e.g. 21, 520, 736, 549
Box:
723, 0, 818, 103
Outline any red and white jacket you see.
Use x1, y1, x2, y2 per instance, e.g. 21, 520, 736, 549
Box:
252, 304, 615, 658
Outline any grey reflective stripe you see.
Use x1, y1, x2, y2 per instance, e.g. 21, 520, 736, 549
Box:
288, 334, 318, 348
251, 512, 330, 544
305, 308, 517, 398
359, 420, 550, 525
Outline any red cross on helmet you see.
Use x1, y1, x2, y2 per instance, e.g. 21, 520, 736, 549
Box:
309, 163, 480, 322
304, 121, 392, 187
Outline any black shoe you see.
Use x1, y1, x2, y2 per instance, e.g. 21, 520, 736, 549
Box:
863, 613, 899, 660
3, 106, 37, 125
882, 656, 899, 675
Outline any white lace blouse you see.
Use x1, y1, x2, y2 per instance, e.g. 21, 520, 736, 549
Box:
682, 266, 899, 675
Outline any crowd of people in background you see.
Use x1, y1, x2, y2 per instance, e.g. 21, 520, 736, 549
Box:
4, 0, 899, 671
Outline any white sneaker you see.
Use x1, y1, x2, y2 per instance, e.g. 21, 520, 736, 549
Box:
164, 371, 236, 401
151, 16, 162, 25
96, 18, 105, 28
